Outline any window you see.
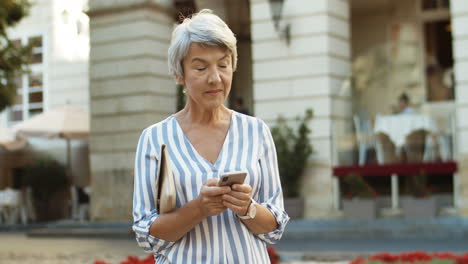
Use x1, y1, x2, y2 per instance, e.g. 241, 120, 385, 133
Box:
424, 20, 453, 102
422, 0, 450, 10
28, 36, 43, 64
10, 75, 24, 122
27, 72, 44, 117
29, 72, 43, 87
10, 71, 44, 122
7, 35, 44, 123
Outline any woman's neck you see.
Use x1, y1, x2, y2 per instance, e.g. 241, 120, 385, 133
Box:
177, 103, 231, 126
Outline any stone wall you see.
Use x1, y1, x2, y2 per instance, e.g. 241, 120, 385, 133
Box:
88, 0, 175, 221
451, 0, 468, 216
250, 0, 351, 218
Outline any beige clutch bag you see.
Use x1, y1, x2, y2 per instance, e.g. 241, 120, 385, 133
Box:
155, 144, 176, 214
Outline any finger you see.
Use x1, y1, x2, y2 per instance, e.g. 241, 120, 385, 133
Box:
223, 201, 247, 214
231, 184, 252, 193
207, 202, 226, 209
205, 178, 219, 186
203, 186, 231, 197
223, 192, 250, 203
205, 196, 224, 205
222, 194, 249, 207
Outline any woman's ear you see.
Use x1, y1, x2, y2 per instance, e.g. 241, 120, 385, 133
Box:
175, 75, 185, 85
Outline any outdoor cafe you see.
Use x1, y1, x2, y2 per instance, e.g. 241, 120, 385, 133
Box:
0, 105, 90, 225
332, 100, 458, 220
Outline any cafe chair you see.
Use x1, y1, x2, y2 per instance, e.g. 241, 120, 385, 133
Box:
438, 134, 451, 161
19, 187, 36, 224
404, 129, 431, 163
375, 132, 399, 164
354, 115, 375, 165
70, 186, 90, 222
437, 113, 455, 161
0, 188, 21, 224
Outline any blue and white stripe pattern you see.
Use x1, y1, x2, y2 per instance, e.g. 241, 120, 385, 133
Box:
133, 111, 290, 263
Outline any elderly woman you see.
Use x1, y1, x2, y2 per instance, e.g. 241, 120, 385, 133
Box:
132, 9, 289, 263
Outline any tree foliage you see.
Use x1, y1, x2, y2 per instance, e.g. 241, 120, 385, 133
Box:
0, 0, 31, 112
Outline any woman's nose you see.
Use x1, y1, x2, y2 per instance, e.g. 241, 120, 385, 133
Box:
208, 68, 221, 84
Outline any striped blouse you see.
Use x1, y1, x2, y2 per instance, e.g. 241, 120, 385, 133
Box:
132, 111, 290, 263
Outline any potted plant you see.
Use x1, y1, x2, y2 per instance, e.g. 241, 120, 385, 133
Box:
342, 174, 378, 220
400, 173, 436, 219
271, 108, 313, 219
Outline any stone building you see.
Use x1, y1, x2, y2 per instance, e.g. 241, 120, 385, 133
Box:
2, 0, 467, 221
1, 0, 90, 189
87, 0, 468, 221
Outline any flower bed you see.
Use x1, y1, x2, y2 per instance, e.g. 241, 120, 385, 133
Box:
351, 251, 468, 264
95, 246, 280, 264
94, 255, 154, 264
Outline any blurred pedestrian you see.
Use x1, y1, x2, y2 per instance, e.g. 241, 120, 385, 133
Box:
232, 97, 251, 115
397, 93, 414, 114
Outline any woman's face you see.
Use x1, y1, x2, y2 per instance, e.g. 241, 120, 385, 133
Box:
177, 43, 233, 111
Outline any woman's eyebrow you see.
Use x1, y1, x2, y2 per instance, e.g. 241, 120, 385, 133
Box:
190, 55, 229, 63
218, 55, 229, 61
190, 58, 207, 63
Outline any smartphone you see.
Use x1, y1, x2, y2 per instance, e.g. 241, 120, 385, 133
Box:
218, 171, 247, 187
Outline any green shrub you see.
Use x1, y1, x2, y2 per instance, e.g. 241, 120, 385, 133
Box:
271, 109, 313, 198
23, 155, 69, 221
343, 174, 377, 199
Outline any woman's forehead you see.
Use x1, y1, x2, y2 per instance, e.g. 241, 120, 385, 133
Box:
185, 43, 231, 61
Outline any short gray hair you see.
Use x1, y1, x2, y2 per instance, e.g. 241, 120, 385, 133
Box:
168, 9, 237, 77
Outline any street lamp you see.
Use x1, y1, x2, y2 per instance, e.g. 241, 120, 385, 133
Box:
269, 0, 291, 45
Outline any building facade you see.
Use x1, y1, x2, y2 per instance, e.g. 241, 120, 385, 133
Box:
86, 0, 468, 221
4, 0, 467, 221
1, 0, 90, 187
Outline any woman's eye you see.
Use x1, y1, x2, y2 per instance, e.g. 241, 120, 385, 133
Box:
196, 67, 206, 71
219, 65, 227, 68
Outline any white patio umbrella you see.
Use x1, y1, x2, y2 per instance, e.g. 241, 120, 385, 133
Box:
12, 104, 90, 177
0, 126, 27, 151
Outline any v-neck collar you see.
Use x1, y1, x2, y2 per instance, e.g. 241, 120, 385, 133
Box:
172, 111, 234, 168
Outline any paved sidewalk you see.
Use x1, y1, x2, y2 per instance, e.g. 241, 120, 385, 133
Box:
1, 232, 466, 264
1, 217, 467, 263
0, 233, 143, 264
0, 233, 347, 264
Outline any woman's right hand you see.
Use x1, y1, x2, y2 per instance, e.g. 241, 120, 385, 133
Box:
197, 178, 231, 217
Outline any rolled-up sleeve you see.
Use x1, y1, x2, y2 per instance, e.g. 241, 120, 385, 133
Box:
255, 121, 290, 244
132, 128, 175, 253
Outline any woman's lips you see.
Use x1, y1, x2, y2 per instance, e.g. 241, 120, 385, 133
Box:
206, 89, 223, 95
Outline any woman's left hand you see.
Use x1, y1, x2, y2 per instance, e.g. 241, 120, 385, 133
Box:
221, 184, 252, 216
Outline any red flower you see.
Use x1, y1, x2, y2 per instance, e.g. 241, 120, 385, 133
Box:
369, 252, 399, 262
456, 253, 468, 264
350, 257, 366, 264
94, 261, 111, 264
433, 252, 457, 260
267, 246, 280, 264
350, 251, 468, 264
117, 255, 155, 264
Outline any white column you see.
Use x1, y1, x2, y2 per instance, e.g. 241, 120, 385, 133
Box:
195, 0, 227, 19
88, 0, 175, 221
451, 0, 468, 216
250, 0, 351, 218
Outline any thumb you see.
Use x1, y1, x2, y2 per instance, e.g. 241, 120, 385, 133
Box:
205, 178, 219, 186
